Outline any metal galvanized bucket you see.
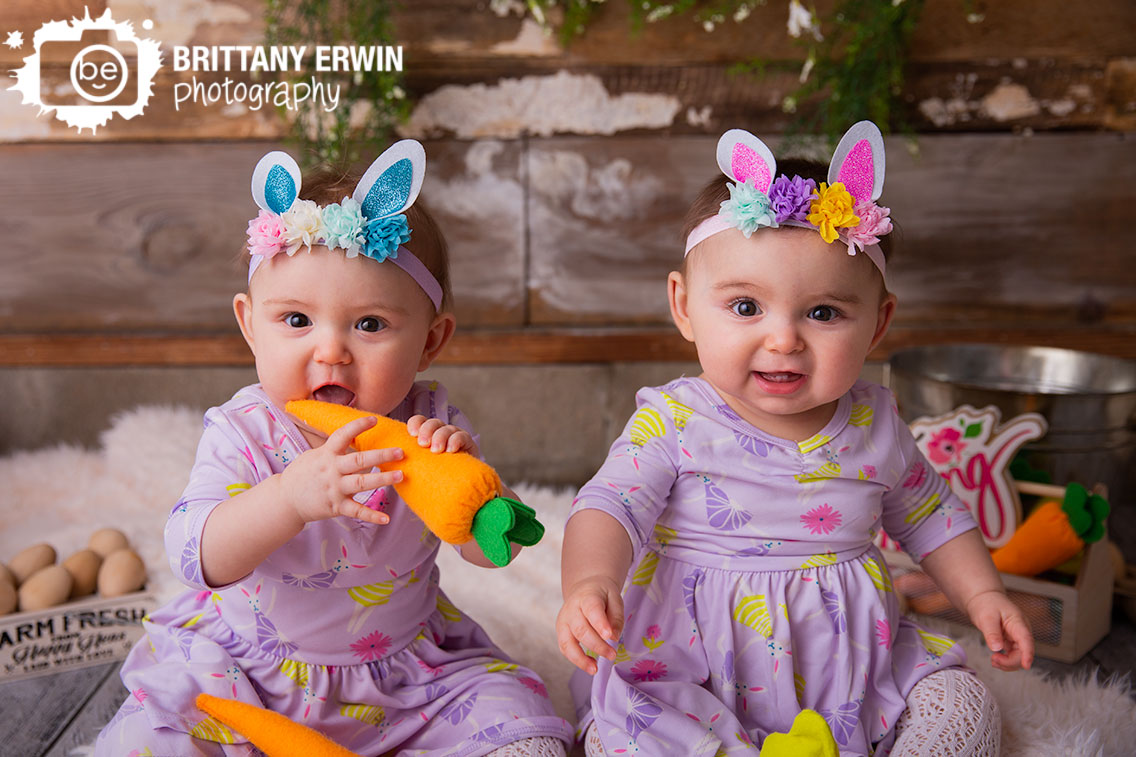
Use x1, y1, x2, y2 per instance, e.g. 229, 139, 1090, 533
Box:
888, 344, 1136, 558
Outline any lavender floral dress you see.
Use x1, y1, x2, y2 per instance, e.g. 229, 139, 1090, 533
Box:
96, 381, 572, 756
569, 378, 974, 756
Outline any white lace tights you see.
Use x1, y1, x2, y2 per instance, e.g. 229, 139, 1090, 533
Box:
583, 669, 1000, 756
486, 736, 568, 757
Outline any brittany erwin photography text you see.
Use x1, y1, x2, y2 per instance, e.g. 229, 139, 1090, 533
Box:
170, 44, 404, 113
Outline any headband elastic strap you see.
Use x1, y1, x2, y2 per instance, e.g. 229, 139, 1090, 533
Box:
683, 215, 887, 279
248, 246, 444, 311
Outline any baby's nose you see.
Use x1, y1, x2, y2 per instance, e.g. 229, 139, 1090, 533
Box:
314, 331, 351, 364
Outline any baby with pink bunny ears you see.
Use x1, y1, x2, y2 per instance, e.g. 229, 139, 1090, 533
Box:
558, 122, 1033, 756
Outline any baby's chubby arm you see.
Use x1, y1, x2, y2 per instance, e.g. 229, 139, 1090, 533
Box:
918, 529, 1035, 671
557, 509, 634, 675
200, 415, 403, 586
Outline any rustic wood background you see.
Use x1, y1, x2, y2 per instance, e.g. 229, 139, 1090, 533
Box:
1, 0, 1134, 365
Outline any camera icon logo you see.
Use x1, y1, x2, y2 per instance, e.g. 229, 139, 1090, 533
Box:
9, 8, 161, 134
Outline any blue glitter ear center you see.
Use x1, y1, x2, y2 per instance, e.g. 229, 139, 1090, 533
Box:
265, 165, 297, 214
362, 158, 412, 219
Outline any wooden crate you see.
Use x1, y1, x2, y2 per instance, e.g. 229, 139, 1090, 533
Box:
885, 482, 1114, 664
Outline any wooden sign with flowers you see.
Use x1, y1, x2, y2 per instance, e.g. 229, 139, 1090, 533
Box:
903, 405, 1048, 549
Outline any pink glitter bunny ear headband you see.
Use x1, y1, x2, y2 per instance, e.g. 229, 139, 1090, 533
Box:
246, 140, 444, 311
684, 121, 892, 279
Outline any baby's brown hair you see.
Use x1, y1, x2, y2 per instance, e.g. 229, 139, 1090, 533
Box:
297, 168, 453, 311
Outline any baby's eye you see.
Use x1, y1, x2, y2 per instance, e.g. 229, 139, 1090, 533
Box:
356, 316, 386, 333
808, 305, 840, 322
730, 299, 760, 317
285, 313, 311, 328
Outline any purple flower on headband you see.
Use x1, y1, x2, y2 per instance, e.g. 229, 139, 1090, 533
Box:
720, 179, 777, 237
246, 209, 286, 259
844, 201, 893, 254
768, 174, 816, 224
362, 214, 411, 262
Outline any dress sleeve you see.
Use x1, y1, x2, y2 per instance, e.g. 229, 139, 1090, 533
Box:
164, 407, 267, 590
570, 388, 681, 556
880, 398, 978, 562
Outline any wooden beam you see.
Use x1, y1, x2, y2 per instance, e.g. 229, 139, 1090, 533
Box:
2, 326, 1133, 367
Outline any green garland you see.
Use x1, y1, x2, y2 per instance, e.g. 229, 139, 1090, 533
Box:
265, 0, 409, 168
519, 0, 929, 142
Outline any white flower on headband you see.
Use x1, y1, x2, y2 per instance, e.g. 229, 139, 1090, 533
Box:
281, 199, 322, 256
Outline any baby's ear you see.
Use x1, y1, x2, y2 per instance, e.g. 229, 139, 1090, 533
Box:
250, 151, 301, 214
715, 128, 777, 192
828, 121, 886, 205
352, 139, 426, 220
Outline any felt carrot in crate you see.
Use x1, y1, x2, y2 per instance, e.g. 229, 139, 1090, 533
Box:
991, 482, 1109, 577
286, 400, 543, 567
196, 693, 360, 756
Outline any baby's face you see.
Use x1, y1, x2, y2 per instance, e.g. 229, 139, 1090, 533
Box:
235, 246, 443, 418
671, 227, 894, 442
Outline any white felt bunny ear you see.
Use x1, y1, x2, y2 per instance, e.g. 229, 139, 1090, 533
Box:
828, 121, 885, 205
716, 129, 777, 194
353, 139, 426, 220
251, 151, 302, 214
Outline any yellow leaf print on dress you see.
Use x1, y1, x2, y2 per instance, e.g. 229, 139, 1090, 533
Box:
630, 408, 667, 446
437, 594, 462, 622
795, 672, 807, 705
849, 404, 874, 427
278, 658, 309, 688
917, 629, 955, 657
801, 552, 838, 569
631, 551, 659, 587
904, 493, 941, 525
862, 558, 894, 592
797, 433, 832, 454
348, 580, 394, 607
794, 462, 841, 484
486, 660, 519, 673
341, 703, 385, 725
734, 595, 773, 637
661, 392, 693, 430
190, 716, 236, 743
225, 482, 250, 497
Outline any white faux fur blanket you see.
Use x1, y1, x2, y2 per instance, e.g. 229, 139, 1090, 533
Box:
2, 406, 1134, 756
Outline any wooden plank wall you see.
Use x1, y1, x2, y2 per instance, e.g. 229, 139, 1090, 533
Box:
1, 0, 1134, 365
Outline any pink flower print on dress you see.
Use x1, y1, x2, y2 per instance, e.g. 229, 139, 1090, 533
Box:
518, 676, 549, 698
876, 618, 892, 649
801, 503, 843, 535
642, 624, 664, 651
630, 658, 668, 682
416, 659, 444, 677
927, 428, 966, 466
903, 461, 928, 489
350, 630, 393, 661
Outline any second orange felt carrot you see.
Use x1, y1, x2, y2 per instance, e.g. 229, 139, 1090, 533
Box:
991, 484, 1109, 577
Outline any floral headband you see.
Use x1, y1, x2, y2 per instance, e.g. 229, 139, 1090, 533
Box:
245, 139, 443, 311
685, 121, 892, 278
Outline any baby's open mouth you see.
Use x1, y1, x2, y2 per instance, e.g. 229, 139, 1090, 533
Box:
312, 384, 356, 406
757, 372, 803, 382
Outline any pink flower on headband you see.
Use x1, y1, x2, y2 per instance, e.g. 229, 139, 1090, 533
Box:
768, 174, 816, 224
246, 209, 286, 259
844, 201, 893, 254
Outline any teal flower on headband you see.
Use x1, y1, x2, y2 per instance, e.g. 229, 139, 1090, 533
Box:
318, 197, 365, 256
720, 179, 778, 238
362, 215, 411, 262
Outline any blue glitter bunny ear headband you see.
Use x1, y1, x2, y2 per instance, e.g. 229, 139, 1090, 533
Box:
245, 140, 443, 311
684, 121, 892, 278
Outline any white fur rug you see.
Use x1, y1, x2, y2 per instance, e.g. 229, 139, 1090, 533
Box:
3, 406, 1134, 756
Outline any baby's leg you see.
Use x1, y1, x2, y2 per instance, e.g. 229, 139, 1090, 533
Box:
890, 668, 1000, 756
95, 697, 261, 757
485, 736, 568, 756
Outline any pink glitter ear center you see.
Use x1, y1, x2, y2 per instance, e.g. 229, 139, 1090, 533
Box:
838, 139, 874, 204
731, 144, 772, 193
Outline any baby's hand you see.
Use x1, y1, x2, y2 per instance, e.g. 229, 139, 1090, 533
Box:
279, 415, 403, 526
966, 589, 1035, 671
557, 576, 624, 675
407, 415, 478, 456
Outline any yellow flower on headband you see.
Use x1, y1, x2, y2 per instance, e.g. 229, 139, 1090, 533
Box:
807, 182, 859, 244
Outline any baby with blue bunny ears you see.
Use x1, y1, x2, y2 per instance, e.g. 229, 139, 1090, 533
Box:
95, 142, 573, 757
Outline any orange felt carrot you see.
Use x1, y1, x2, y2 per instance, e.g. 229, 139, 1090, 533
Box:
285, 399, 543, 566
195, 693, 360, 757
991, 483, 1109, 577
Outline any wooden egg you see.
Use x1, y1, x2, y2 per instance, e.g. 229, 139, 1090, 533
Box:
88, 528, 130, 558
0, 580, 16, 615
97, 549, 146, 597
18, 565, 73, 611
63, 549, 103, 599
0, 563, 15, 589
8, 543, 56, 586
